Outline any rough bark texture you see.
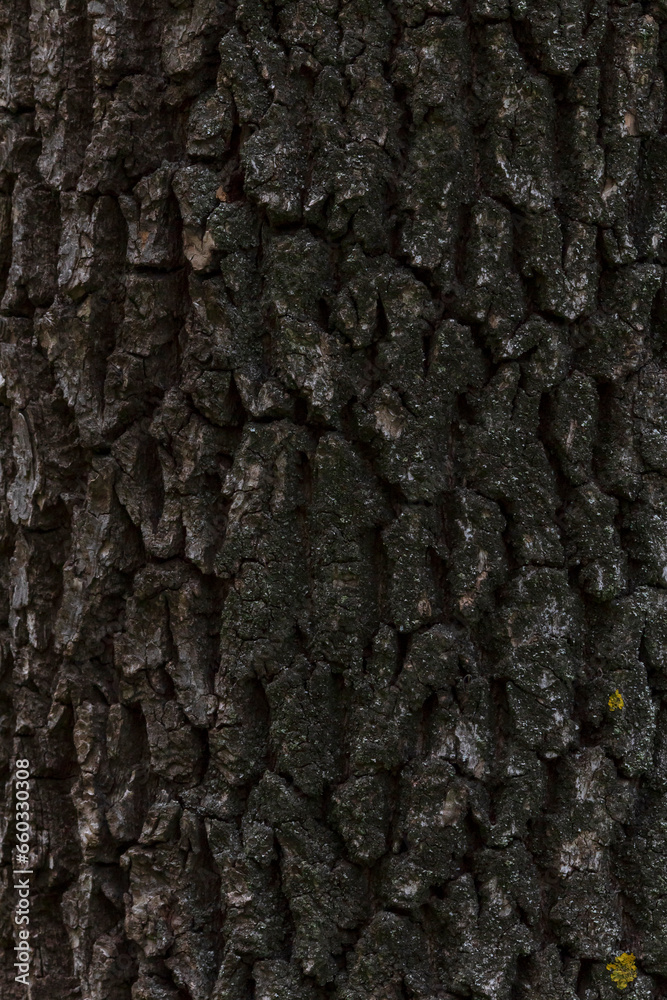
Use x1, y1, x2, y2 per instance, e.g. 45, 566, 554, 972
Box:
1, 1, 667, 998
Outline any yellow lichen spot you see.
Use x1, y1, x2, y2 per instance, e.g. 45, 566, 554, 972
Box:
608, 689, 624, 711
606, 953, 637, 990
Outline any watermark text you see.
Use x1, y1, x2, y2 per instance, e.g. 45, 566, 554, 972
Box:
13, 759, 32, 987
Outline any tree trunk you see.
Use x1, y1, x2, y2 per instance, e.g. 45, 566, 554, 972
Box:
1, 1, 666, 998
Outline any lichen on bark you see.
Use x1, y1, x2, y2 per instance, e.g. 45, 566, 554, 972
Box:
1, 1, 667, 999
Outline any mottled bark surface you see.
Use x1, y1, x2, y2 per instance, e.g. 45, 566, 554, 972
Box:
1, 1, 667, 998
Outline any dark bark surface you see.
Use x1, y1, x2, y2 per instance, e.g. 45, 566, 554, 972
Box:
1, 1, 667, 998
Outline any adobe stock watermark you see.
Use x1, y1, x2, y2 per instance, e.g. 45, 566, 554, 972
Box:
13, 759, 32, 987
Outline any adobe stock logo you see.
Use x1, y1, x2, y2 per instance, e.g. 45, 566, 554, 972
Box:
13, 759, 32, 987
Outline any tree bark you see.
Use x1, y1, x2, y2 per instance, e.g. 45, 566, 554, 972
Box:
1, 1, 667, 998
